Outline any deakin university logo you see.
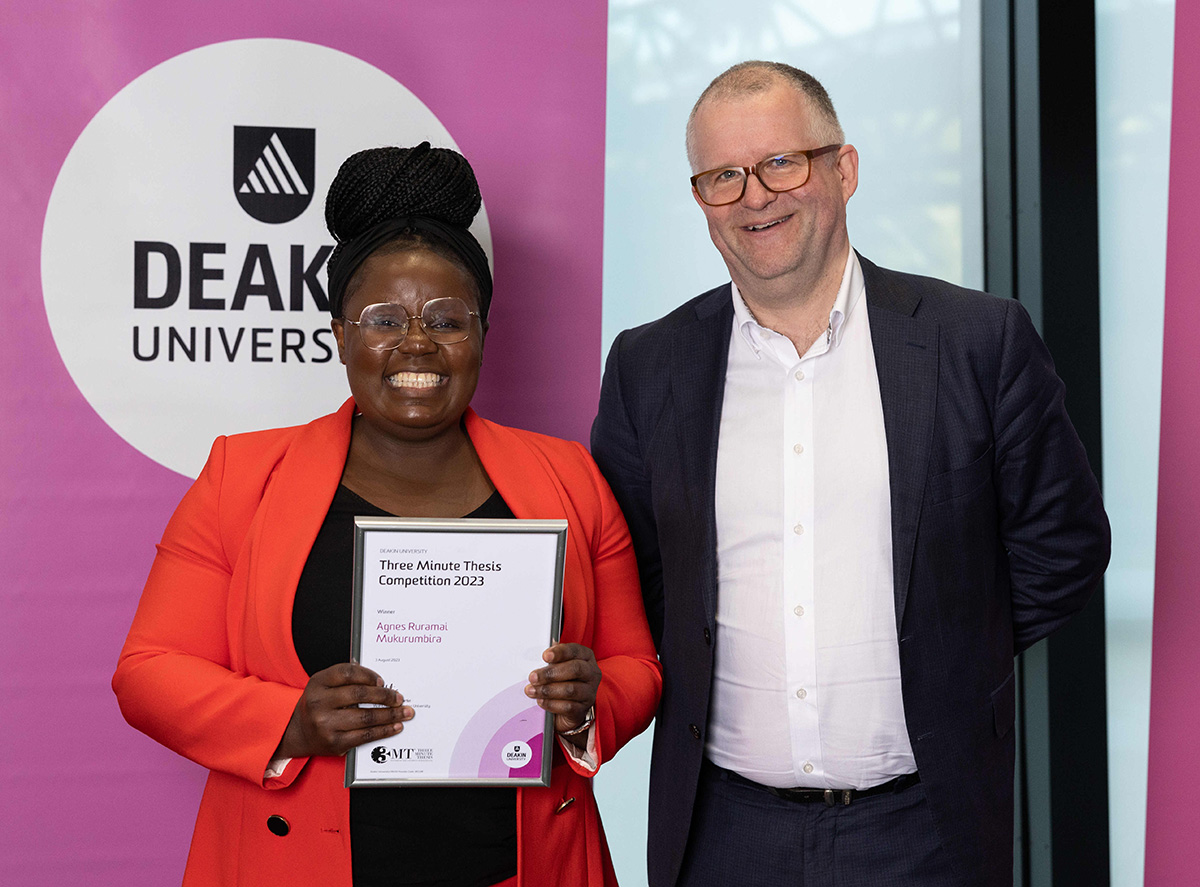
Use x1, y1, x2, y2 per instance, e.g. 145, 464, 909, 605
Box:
233, 126, 315, 223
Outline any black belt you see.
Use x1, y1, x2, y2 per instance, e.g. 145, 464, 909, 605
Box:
713, 761, 920, 807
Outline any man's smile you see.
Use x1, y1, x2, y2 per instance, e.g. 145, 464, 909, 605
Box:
742, 214, 793, 232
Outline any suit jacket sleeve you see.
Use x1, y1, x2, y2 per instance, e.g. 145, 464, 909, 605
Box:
112, 436, 307, 788
992, 298, 1111, 652
591, 329, 666, 649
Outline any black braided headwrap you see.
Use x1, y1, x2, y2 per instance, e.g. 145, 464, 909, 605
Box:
324, 142, 492, 319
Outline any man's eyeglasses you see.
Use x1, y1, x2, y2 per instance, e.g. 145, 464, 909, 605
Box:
342, 298, 481, 350
690, 145, 842, 207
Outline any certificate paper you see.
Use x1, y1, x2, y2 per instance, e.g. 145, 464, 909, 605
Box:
346, 517, 567, 787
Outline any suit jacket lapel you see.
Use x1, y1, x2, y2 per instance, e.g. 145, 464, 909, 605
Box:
672, 285, 733, 624
861, 257, 939, 631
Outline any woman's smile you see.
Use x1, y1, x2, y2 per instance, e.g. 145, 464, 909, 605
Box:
385, 370, 449, 390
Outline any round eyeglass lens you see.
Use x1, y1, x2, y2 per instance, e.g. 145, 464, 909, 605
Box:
418, 298, 473, 344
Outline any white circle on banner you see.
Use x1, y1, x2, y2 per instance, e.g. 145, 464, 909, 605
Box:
41, 38, 491, 478
502, 741, 531, 769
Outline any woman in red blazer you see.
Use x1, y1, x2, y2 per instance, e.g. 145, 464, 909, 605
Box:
113, 144, 661, 887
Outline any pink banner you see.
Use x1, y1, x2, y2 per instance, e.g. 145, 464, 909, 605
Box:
0, 3, 606, 883
1146, 3, 1200, 883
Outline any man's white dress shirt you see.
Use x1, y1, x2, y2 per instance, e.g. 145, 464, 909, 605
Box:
707, 248, 917, 790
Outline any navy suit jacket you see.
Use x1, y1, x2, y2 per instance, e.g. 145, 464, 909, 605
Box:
590, 255, 1110, 887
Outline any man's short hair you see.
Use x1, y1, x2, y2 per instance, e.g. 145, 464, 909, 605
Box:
686, 61, 845, 169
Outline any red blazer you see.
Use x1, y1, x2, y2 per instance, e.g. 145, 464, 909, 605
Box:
114, 400, 662, 887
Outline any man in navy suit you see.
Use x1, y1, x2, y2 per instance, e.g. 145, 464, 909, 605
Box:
591, 61, 1110, 887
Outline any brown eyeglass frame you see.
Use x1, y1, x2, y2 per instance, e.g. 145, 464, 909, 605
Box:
690, 144, 842, 206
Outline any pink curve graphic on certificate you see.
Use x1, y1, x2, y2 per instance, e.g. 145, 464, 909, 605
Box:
448, 681, 546, 778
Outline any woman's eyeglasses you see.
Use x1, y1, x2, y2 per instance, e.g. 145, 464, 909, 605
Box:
342, 298, 480, 350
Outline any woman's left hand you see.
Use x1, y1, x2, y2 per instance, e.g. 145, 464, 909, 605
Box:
526, 643, 601, 741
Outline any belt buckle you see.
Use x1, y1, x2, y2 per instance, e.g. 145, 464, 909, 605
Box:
823, 789, 853, 807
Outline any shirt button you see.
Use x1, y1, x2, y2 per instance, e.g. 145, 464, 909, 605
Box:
793, 443, 804, 454
803, 762, 814, 774
794, 604, 804, 616
795, 370, 805, 381
793, 524, 804, 535
796, 688, 807, 700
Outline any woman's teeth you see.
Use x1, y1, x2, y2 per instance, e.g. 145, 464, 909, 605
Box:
387, 372, 446, 389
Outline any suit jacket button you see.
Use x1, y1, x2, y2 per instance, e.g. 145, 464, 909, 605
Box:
267, 815, 290, 837
703, 627, 711, 645
689, 724, 701, 739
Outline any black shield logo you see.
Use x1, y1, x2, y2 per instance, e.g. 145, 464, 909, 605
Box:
233, 126, 315, 224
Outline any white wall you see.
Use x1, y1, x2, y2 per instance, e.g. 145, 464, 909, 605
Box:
1096, 2, 1175, 884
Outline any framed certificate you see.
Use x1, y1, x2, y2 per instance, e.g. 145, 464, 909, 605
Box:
346, 517, 568, 787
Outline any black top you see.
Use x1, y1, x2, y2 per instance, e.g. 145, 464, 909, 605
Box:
293, 484, 517, 887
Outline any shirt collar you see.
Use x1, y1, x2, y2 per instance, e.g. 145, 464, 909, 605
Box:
730, 247, 865, 355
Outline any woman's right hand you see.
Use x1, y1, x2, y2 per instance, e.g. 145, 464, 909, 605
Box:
274, 663, 414, 759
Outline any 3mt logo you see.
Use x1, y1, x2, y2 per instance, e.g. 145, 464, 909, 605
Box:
233, 126, 315, 223
371, 747, 414, 764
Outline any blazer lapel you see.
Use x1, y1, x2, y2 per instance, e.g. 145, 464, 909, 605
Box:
670, 285, 733, 624
464, 410, 590, 644
861, 258, 939, 631
247, 400, 354, 686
